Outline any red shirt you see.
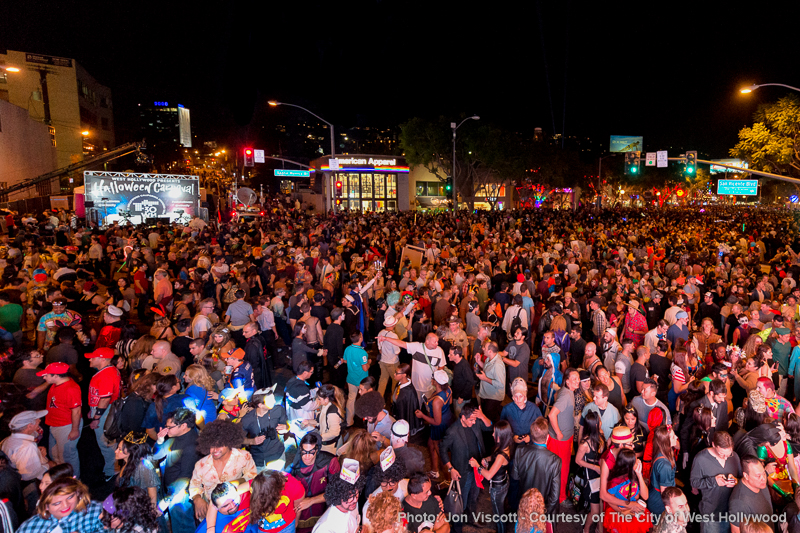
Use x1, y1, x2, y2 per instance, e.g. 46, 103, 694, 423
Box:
88, 365, 121, 408
134, 270, 149, 295
255, 474, 305, 532
46, 379, 82, 427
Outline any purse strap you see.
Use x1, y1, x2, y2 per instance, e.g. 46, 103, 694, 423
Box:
447, 478, 461, 496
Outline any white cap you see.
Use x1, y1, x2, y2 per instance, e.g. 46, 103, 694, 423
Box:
383, 314, 398, 328
391, 420, 410, 444
107, 305, 123, 317
433, 370, 449, 385
9, 410, 48, 430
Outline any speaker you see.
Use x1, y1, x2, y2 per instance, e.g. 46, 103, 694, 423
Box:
84, 201, 94, 207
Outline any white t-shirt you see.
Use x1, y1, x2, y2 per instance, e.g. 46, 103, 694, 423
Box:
192, 314, 213, 338
377, 330, 401, 365
312, 505, 360, 533
406, 342, 445, 393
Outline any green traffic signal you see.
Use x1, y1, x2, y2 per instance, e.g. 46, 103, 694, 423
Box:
687, 167, 695, 174
631, 167, 638, 174
445, 184, 452, 191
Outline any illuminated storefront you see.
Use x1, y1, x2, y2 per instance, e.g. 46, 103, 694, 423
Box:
311, 155, 410, 212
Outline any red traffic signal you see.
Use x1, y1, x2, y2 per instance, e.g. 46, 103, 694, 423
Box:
335, 181, 343, 197
244, 148, 254, 167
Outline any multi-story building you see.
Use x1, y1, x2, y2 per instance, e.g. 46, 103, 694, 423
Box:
0, 50, 114, 169
138, 101, 192, 170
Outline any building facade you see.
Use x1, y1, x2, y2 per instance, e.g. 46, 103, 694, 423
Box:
0, 50, 114, 169
0, 100, 59, 198
310, 155, 410, 212
138, 102, 192, 169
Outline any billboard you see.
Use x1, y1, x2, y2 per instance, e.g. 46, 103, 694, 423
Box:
717, 179, 758, 196
84, 171, 200, 225
610, 136, 643, 153
710, 159, 748, 174
178, 106, 192, 148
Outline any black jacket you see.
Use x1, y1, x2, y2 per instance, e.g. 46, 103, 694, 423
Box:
510, 443, 561, 515
245, 335, 271, 389
439, 418, 491, 478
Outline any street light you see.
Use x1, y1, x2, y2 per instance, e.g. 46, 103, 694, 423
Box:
740, 83, 800, 94
4, 67, 20, 73
451, 116, 480, 209
267, 100, 335, 157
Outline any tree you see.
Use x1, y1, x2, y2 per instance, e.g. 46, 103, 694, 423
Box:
730, 95, 800, 179
399, 117, 452, 182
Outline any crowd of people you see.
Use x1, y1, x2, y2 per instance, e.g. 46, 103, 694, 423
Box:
0, 203, 798, 533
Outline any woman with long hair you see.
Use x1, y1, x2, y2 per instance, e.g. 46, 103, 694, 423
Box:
576, 411, 604, 533
600, 448, 650, 533
689, 407, 714, 468
646, 425, 678, 517
517, 488, 547, 533
669, 351, 691, 413
415, 370, 452, 480
208, 326, 236, 363
248, 470, 305, 533
100, 486, 159, 533
303, 384, 344, 454
365, 491, 404, 533
184, 364, 219, 427
616, 406, 646, 458
115, 431, 161, 510
339, 429, 377, 475
17, 477, 103, 533
115, 323, 139, 360
118, 370, 158, 436
128, 335, 157, 371
143, 374, 187, 441
107, 277, 136, 313
469, 420, 514, 533
743, 334, 763, 359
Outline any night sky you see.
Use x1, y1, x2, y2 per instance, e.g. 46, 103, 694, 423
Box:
2, 0, 798, 159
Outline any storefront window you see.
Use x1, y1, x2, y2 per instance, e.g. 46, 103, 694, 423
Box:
387, 200, 396, 211
374, 200, 385, 212
388, 175, 397, 198
347, 173, 359, 199
362, 200, 373, 212
375, 174, 385, 198
361, 174, 373, 199
416, 182, 425, 196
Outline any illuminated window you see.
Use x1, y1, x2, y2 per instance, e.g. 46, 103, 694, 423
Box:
361, 174, 372, 199
347, 173, 359, 199
374, 174, 385, 198
387, 175, 397, 198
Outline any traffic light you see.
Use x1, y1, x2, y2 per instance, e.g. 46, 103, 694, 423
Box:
335, 180, 343, 197
244, 148, 254, 167
625, 152, 640, 175
445, 177, 453, 192
685, 151, 697, 175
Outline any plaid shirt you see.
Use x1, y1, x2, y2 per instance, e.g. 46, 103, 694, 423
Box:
592, 308, 608, 339
17, 501, 104, 533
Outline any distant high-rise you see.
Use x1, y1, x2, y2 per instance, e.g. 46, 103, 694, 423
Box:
138, 102, 192, 168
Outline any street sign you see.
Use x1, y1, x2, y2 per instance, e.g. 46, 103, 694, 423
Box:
656, 151, 668, 168
717, 179, 758, 196
329, 159, 339, 171
645, 152, 656, 166
274, 169, 310, 177
254, 149, 265, 163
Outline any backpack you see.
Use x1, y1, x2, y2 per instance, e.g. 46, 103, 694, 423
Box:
103, 394, 132, 441
508, 307, 524, 339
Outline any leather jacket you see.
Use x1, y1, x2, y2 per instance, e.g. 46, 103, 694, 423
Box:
510, 442, 561, 515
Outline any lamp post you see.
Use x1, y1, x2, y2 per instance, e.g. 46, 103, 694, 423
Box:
268, 101, 335, 157
740, 83, 800, 94
451, 116, 480, 210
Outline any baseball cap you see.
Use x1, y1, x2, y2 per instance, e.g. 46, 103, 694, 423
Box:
8, 410, 48, 430
85, 347, 115, 359
36, 362, 70, 376
225, 348, 245, 360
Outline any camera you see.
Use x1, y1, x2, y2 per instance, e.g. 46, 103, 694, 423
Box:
260, 427, 279, 440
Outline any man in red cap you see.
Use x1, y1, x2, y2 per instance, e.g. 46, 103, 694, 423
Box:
86, 346, 122, 480
39, 362, 82, 477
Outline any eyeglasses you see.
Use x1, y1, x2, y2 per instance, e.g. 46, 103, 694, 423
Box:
164, 425, 178, 430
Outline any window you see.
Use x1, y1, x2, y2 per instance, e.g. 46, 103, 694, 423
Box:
0, 73, 6, 84
387, 175, 397, 198
361, 174, 372, 199
374, 174, 385, 198
48, 126, 56, 147
346, 173, 359, 199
